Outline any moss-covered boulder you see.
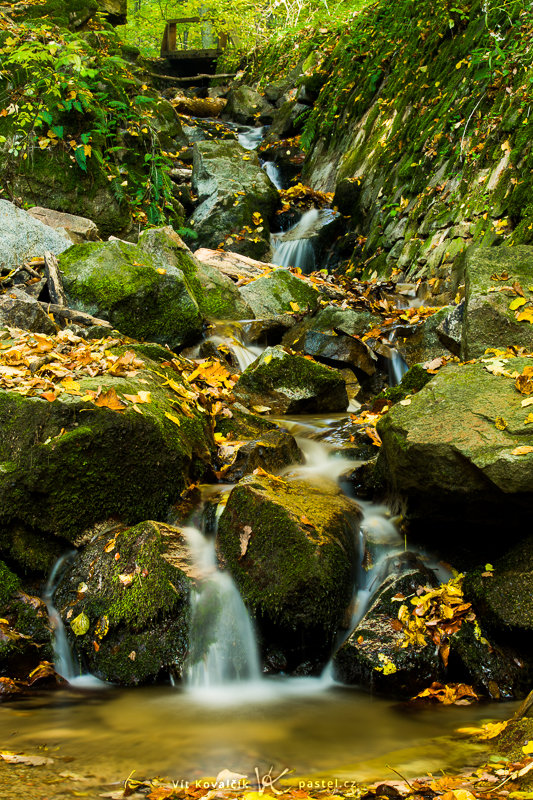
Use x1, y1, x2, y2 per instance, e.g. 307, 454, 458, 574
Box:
223, 429, 304, 482
191, 140, 279, 260
233, 345, 348, 414
0, 335, 213, 556
223, 86, 275, 125
239, 268, 320, 317
305, 306, 381, 338
54, 521, 192, 684
0, 560, 53, 679
465, 536, 533, 642
284, 328, 377, 376
216, 472, 362, 671
395, 306, 453, 367
462, 246, 533, 360
58, 232, 204, 348
376, 357, 533, 557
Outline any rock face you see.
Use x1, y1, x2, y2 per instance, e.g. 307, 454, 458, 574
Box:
0, 200, 70, 271
285, 328, 377, 376
0, 288, 57, 335
465, 536, 533, 642
55, 521, 191, 684
223, 86, 275, 124
462, 246, 533, 359
376, 357, 533, 557
27, 207, 99, 244
223, 429, 304, 482
234, 346, 348, 414
239, 268, 319, 317
0, 339, 213, 554
217, 473, 361, 671
0, 560, 53, 679
191, 140, 279, 260
58, 228, 204, 347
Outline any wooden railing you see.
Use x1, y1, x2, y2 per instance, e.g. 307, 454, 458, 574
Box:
160, 17, 230, 57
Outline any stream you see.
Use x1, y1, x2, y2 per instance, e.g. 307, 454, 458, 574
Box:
0, 122, 510, 798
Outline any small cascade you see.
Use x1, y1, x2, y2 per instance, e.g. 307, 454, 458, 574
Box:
43, 553, 78, 681
271, 207, 337, 274
184, 525, 262, 695
185, 321, 264, 372
237, 126, 267, 150
387, 329, 409, 385
262, 160, 284, 190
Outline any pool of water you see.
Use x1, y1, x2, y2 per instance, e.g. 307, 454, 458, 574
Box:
0, 680, 513, 799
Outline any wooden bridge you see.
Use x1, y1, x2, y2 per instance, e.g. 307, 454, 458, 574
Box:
160, 17, 230, 77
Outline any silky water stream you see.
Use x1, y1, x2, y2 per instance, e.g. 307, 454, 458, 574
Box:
1, 409, 513, 799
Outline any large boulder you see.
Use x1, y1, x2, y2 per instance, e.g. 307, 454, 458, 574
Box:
240, 268, 320, 317
27, 207, 99, 244
376, 357, 533, 558
284, 328, 377, 377
58, 229, 204, 347
54, 521, 191, 684
462, 246, 533, 359
0, 200, 70, 271
222, 429, 304, 482
234, 345, 348, 414
0, 287, 57, 335
0, 331, 213, 557
216, 472, 362, 671
223, 86, 275, 125
191, 140, 279, 260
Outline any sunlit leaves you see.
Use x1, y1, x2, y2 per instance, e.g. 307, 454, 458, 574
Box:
70, 612, 90, 636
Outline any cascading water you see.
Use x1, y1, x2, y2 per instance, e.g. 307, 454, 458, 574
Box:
387, 329, 409, 385
262, 160, 284, 190
271, 207, 338, 274
43, 552, 78, 681
184, 524, 262, 698
237, 126, 267, 150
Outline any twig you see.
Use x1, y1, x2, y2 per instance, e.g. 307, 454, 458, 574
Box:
39, 302, 112, 328
386, 764, 413, 789
44, 251, 68, 307
148, 70, 236, 83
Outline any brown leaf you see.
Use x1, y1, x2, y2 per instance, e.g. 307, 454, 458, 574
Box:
93, 388, 127, 411
239, 525, 252, 558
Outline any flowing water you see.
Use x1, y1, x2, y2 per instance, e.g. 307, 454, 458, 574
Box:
271, 208, 337, 273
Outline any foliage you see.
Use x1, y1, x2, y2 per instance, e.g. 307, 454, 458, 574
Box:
0, 11, 177, 227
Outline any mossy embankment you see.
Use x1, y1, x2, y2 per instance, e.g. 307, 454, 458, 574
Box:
247, 0, 533, 300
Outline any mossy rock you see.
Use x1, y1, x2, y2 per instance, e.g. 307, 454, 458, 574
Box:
214, 402, 277, 439
465, 536, 533, 644
376, 358, 533, 557
378, 363, 433, 404
58, 233, 204, 348
396, 307, 454, 367
216, 472, 362, 671
54, 521, 192, 684
240, 268, 319, 317
191, 139, 279, 261
223, 86, 275, 125
20, 0, 99, 27
462, 246, 533, 360
224, 429, 304, 482
233, 345, 348, 414
0, 560, 53, 679
0, 349, 213, 549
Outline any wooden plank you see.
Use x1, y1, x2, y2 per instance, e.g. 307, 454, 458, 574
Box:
168, 21, 177, 52
148, 70, 236, 83
167, 17, 201, 24
39, 301, 112, 329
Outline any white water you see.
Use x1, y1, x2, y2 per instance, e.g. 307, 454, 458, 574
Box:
262, 160, 284, 190
389, 348, 409, 384
43, 552, 78, 681
184, 524, 263, 701
271, 207, 338, 274
237, 126, 267, 150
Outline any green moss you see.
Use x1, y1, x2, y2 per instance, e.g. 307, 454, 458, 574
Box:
0, 561, 20, 606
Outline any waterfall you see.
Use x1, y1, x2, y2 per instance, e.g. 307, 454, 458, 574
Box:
271, 207, 338, 274
184, 525, 262, 697
262, 160, 284, 190
43, 553, 78, 681
237, 126, 267, 150
387, 328, 409, 385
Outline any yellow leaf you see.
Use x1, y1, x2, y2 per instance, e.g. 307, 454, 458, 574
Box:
156, 268, 167, 275
263, 353, 273, 365
516, 307, 533, 324
83, 144, 92, 157
511, 445, 533, 455
165, 412, 181, 426
510, 297, 527, 311
494, 416, 508, 430
70, 612, 90, 636
522, 397, 533, 407
61, 377, 81, 394
523, 741, 533, 754
289, 301, 301, 312
94, 615, 109, 639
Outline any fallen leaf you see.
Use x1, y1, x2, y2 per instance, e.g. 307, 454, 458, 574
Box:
0, 751, 54, 766
70, 612, 90, 636
93, 388, 127, 411
511, 446, 533, 455
165, 411, 181, 426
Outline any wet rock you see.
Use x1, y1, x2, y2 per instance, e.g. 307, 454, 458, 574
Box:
217, 472, 362, 670
0, 200, 71, 271
0, 287, 58, 335
437, 300, 464, 357
395, 307, 453, 367
55, 521, 192, 685
240, 268, 320, 317
26, 207, 99, 244
223, 86, 275, 124
194, 247, 267, 282
376, 358, 533, 559
191, 140, 279, 260
242, 316, 295, 346
333, 566, 441, 697
223, 429, 304, 482
462, 245, 533, 359
308, 306, 381, 338
285, 329, 377, 376
171, 95, 226, 118
0, 344, 213, 546
0, 560, 53, 680
234, 345, 348, 414
265, 100, 311, 142
59, 228, 204, 347
215, 401, 277, 440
